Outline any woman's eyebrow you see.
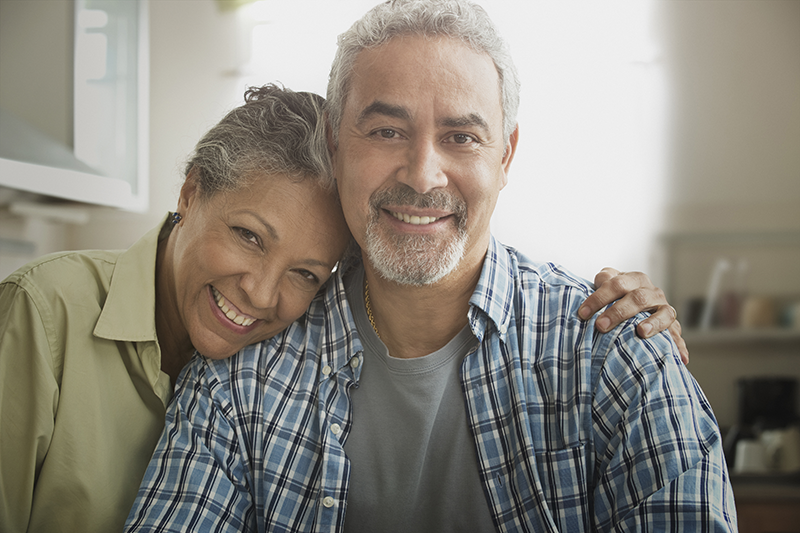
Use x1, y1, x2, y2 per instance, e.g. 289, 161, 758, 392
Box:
240, 211, 279, 241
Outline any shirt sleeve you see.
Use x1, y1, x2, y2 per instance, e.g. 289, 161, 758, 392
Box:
0, 280, 59, 533
125, 356, 256, 532
589, 326, 738, 531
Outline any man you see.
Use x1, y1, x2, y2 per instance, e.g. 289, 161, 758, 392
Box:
126, 1, 734, 531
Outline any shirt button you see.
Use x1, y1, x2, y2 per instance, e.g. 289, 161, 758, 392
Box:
350, 357, 360, 369
322, 496, 335, 508
330, 423, 341, 435
322, 365, 332, 376
499, 324, 507, 335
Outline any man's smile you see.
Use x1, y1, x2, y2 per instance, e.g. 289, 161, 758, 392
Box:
389, 211, 442, 225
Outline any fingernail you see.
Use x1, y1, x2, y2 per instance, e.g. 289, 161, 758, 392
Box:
639, 323, 653, 337
578, 306, 590, 320
596, 317, 611, 332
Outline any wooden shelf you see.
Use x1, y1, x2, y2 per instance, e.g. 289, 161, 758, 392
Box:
683, 328, 800, 346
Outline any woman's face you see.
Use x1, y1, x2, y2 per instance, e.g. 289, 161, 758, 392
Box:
170, 171, 350, 360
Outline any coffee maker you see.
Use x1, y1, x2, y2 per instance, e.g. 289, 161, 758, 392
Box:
724, 377, 800, 474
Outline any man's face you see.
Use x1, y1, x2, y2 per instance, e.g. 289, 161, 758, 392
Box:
332, 34, 518, 285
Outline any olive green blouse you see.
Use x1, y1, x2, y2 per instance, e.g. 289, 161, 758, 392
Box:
0, 217, 172, 533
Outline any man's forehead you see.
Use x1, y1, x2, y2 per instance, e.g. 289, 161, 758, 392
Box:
345, 34, 503, 122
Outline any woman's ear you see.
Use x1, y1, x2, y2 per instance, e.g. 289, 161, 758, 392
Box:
177, 166, 201, 213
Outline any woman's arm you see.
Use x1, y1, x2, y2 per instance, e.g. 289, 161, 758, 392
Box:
579, 268, 688, 363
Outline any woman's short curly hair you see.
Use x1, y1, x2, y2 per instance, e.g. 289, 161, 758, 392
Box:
184, 83, 332, 197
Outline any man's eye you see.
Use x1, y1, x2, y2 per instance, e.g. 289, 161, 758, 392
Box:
377, 129, 397, 139
449, 133, 476, 144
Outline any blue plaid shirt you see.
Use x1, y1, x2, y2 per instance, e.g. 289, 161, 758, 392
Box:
126, 237, 737, 532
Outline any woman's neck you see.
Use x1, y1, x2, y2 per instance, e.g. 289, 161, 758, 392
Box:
154, 234, 194, 385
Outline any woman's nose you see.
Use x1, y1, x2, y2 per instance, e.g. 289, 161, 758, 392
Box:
239, 269, 280, 311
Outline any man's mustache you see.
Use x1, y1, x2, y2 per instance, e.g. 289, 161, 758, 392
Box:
369, 185, 467, 222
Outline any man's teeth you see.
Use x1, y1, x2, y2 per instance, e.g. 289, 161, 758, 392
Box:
212, 287, 256, 327
390, 211, 441, 225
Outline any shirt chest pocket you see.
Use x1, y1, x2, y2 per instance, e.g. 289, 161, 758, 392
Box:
534, 443, 592, 531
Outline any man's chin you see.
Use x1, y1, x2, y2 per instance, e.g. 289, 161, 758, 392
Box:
366, 240, 465, 286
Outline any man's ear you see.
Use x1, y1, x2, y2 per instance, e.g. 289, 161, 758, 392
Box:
325, 114, 343, 193
500, 124, 520, 188
325, 114, 338, 162
177, 166, 201, 214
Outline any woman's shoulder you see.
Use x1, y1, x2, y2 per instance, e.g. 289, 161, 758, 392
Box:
2, 249, 124, 305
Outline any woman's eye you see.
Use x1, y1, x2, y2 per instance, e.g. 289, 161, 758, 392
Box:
300, 270, 319, 282
295, 269, 320, 286
288, 269, 324, 292
236, 227, 259, 245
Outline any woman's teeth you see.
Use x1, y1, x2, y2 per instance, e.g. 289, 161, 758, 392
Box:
212, 287, 256, 327
390, 211, 441, 225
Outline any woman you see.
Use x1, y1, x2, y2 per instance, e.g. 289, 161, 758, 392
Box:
0, 84, 680, 533
0, 84, 350, 533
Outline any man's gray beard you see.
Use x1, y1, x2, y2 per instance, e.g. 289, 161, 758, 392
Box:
364, 187, 468, 286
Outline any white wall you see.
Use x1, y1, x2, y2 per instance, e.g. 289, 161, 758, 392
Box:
660, 0, 800, 234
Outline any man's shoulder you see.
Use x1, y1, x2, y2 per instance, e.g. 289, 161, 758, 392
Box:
498, 242, 594, 298
472, 239, 598, 343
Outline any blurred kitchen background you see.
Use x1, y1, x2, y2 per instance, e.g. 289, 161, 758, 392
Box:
1, 1, 799, 530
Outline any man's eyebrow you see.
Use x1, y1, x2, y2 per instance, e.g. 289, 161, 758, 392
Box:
439, 113, 489, 132
357, 101, 411, 124
356, 102, 490, 135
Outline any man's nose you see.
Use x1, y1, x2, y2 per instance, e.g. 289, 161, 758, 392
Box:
398, 139, 448, 194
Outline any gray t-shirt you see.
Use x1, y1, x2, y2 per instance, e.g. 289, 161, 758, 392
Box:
343, 268, 497, 532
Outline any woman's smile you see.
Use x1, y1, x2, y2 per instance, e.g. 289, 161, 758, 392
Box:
209, 286, 257, 329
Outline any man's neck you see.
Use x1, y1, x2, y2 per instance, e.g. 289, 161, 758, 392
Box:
362, 252, 486, 360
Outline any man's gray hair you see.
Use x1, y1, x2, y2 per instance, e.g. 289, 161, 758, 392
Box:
326, 0, 520, 145
185, 83, 332, 197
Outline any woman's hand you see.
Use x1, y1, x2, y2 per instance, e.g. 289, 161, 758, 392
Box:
578, 267, 689, 364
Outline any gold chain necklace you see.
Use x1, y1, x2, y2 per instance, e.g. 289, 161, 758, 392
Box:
364, 278, 381, 339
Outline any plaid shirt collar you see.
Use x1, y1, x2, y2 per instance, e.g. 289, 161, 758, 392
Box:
468, 236, 515, 345
326, 235, 514, 375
